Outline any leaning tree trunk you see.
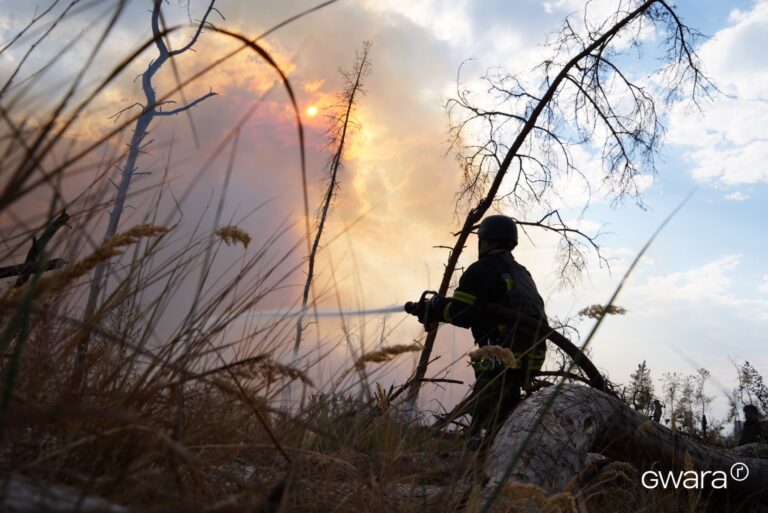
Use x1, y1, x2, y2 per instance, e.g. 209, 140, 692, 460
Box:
484, 384, 768, 510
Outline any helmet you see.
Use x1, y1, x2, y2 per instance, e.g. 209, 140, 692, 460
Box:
477, 215, 518, 247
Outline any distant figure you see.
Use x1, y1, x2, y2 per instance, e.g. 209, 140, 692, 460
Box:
701, 414, 708, 439
738, 404, 763, 445
652, 399, 664, 423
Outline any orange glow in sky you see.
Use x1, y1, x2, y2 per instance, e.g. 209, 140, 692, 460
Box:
306, 105, 318, 117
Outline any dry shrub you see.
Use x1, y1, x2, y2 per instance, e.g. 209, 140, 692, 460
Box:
466, 482, 577, 513
0, 212, 299, 509
571, 460, 695, 513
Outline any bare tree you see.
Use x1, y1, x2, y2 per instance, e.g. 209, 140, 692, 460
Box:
293, 43, 372, 362
405, 0, 714, 408
72, 0, 221, 391
732, 360, 768, 414
693, 367, 714, 435
661, 371, 683, 429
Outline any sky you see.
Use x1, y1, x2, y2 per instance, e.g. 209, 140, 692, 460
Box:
1, 0, 767, 425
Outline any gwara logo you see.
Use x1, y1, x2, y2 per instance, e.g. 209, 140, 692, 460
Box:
641, 462, 749, 490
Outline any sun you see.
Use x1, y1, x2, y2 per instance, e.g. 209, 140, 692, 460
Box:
306, 105, 318, 117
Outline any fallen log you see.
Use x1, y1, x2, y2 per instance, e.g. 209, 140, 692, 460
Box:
484, 384, 768, 510
430, 302, 608, 431
0, 473, 127, 512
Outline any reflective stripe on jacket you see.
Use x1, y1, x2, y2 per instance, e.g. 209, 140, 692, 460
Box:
434, 250, 547, 370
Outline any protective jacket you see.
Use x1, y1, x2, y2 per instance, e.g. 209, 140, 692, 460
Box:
433, 249, 547, 370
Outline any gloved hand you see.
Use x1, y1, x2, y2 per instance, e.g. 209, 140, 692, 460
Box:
404, 299, 429, 323
404, 293, 444, 327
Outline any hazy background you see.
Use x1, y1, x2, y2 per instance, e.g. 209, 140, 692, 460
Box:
2, 0, 767, 422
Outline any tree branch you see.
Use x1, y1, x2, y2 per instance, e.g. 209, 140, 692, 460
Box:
154, 90, 217, 116
168, 0, 219, 57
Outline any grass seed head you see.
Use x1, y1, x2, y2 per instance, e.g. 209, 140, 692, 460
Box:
3, 224, 169, 303
216, 225, 251, 248
354, 343, 423, 369
469, 345, 518, 368
260, 358, 314, 387
578, 304, 627, 319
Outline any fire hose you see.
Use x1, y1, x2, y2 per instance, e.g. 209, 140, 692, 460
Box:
404, 290, 606, 391
250, 293, 605, 391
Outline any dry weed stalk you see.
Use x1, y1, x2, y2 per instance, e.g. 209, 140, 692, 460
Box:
375, 382, 389, 413
585, 461, 636, 487
293, 41, 371, 360
571, 461, 640, 511
332, 343, 422, 387
602, 461, 636, 481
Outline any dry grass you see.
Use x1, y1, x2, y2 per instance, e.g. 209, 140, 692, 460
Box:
0, 3, 475, 510
3, 224, 170, 303
0, 2, 731, 513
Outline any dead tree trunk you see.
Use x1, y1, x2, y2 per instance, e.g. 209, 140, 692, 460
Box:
485, 384, 768, 509
292, 42, 371, 366
72, 0, 218, 392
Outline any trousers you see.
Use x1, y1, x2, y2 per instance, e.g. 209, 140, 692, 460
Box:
469, 364, 525, 436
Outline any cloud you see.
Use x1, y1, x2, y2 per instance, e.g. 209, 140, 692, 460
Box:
362, 0, 473, 47
728, 7, 751, 24
544, 251, 768, 422
630, 255, 742, 307
610, 255, 768, 328
760, 275, 768, 295
724, 191, 749, 201
1, 0, 479, 368
686, 141, 768, 185
667, 0, 768, 187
